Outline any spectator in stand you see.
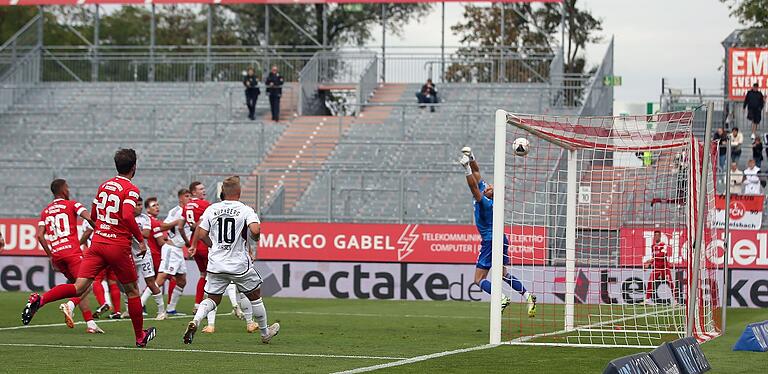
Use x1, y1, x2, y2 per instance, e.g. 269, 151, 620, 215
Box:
242, 67, 260, 121
754, 136, 764, 169
729, 162, 743, 195
416, 79, 438, 112
714, 127, 727, 170
731, 127, 743, 165
265, 66, 284, 122
743, 159, 761, 195
744, 83, 765, 140
0, 232, 4, 250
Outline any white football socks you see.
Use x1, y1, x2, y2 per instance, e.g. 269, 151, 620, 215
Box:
140, 287, 152, 306
226, 284, 239, 308
206, 309, 217, 327
66, 300, 75, 312
239, 294, 253, 322
168, 285, 184, 311
251, 298, 268, 336
192, 298, 217, 326
153, 292, 166, 313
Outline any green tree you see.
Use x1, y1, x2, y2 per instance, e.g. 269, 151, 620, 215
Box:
447, 1, 601, 82
224, 4, 431, 46
0, 7, 37, 45
721, 0, 768, 28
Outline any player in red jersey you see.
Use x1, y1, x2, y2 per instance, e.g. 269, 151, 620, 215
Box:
644, 230, 677, 305
36, 179, 103, 333
185, 181, 211, 312
22, 149, 157, 347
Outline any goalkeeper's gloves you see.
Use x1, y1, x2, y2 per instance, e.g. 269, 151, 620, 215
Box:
461, 146, 475, 162
458, 155, 472, 176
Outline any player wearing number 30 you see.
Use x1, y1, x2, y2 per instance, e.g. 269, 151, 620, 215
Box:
459, 147, 536, 317
184, 176, 280, 345
22, 149, 157, 348
36, 179, 103, 333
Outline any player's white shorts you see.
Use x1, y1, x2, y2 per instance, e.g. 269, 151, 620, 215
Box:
204, 267, 262, 295
158, 244, 187, 275
134, 253, 155, 279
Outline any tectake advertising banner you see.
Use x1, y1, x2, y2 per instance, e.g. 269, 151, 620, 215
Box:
713, 194, 764, 230
0, 220, 548, 265
728, 48, 768, 100
4, 258, 766, 307
620, 227, 768, 269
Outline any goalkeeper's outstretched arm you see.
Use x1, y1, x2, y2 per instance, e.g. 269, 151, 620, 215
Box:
460, 147, 483, 202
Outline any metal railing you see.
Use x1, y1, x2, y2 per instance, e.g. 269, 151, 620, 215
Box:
356, 55, 378, 114
0, 15, 42, 113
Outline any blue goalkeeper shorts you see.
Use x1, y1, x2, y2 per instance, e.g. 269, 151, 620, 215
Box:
476, 236, 511, 270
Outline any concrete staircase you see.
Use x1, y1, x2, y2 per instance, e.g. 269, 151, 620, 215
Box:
242, 83, 407, 213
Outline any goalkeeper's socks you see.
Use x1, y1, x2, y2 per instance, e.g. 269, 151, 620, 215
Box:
503, 274, 527, 294
479, 279, 492, 294
251, 298, 269, 335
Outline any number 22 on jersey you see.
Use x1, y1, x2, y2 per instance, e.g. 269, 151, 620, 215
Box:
95, 191, 121, 225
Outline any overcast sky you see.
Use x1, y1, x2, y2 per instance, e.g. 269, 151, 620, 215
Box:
368, 0, 743, 102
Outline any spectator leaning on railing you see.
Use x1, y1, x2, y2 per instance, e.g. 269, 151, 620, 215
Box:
743, 159, 761, 195
714, 127, 727, 170
729, 162, 743, 195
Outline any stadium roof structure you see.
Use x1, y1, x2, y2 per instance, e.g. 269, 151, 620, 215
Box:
3, 0, 562, 5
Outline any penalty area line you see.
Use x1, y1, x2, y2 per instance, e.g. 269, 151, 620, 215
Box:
0, 312, 229, 331
333, 344, 497, 374
0, 343, 406, 361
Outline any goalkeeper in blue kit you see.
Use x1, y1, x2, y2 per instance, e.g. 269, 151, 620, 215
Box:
459, 147, 536, 317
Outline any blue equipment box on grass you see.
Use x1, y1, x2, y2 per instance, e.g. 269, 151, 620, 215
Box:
733, 320, 768, 352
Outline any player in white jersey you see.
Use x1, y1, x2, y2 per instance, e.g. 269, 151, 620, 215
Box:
131, 196, 167, 320
155, 189, 191, 315
183, 176, 280, 344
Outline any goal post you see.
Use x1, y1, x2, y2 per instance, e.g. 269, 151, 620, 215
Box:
490, 108, 722, 348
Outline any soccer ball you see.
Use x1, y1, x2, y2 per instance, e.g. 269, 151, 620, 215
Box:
513, 138, 530, 156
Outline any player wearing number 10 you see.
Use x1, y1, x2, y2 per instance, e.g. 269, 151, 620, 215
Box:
183, 176, 280, 344
22, 149, 157, 348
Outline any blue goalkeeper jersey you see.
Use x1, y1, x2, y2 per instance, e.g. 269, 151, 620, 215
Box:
474, 180, 494, 241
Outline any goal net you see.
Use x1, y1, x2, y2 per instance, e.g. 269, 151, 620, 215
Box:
489, 109, 722, 348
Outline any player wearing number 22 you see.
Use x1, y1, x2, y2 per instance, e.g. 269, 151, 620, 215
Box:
22, 149, 157, 348
36, 178, 103, 334
458, 147, 537, 317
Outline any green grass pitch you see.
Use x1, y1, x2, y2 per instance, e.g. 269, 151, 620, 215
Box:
0, 292, 766, 373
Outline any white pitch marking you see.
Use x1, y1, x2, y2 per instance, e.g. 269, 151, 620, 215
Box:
0, 312, 227, 331
0, 343, 406, 361
333, 344, 497, 373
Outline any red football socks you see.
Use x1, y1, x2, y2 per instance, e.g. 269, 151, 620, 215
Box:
127, 296, 144, 340
195, 278, 206, 304
109, 283, 122, 313
168, 279, 177, 304
82, 309, 93, 322
93, 280, 106, 305
41, 284, 77, 306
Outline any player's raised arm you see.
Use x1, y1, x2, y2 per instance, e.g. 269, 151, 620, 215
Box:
459, 151, 483, 202
462, 147, 482, 183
